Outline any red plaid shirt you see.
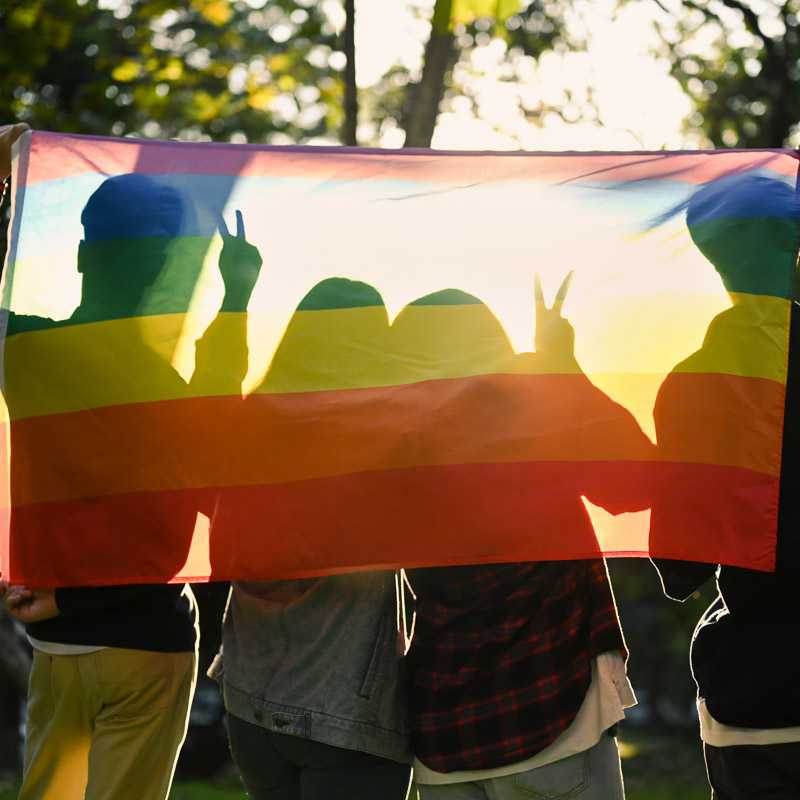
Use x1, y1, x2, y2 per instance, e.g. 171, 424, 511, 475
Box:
407, 560, 626, 772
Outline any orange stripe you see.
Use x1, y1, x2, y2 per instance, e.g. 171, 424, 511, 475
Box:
9, 372, 655, 506
654, 371, 786, 476
6, 371, 785, 507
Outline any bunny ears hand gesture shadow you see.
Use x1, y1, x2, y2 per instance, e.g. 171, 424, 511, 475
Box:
218, 209, 263, 313
534, 271, 577, 368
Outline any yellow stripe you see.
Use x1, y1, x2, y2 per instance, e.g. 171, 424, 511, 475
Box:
3, 313, 248, 420
255, 303, 563, 394
669, 292, 790, 384
2, 293, 789, 421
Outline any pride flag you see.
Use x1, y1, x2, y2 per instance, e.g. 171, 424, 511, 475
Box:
1, 131, 798, 585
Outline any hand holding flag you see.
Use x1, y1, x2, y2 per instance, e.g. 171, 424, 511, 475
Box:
0, 123, 29, 179
3, 585, 59, 623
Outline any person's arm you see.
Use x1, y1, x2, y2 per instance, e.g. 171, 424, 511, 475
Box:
188, 211, 262, 528
189, 209, 262, 395
648, 368, 718, 601
3, 583, 184, 623
0, 123, 29, 179
531, 271, 657, 513
651, 558, 716, 602
4, 585, 56, 623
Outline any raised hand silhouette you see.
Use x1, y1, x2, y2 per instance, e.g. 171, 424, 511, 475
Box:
534, 271, 575, 366
217, 209, 263, 313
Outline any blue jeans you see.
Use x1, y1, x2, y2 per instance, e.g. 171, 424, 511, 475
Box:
416, 733, 624, 800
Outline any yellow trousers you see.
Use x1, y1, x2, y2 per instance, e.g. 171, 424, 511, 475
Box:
20, 647, 197, 800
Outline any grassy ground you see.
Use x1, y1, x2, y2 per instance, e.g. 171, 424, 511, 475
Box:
620, 726, 709, 800
0, 726, 710, 800
169, 783, 245, 800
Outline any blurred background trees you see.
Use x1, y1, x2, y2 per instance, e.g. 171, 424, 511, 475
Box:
653, 0, 800, 147
0, 0, 342, 141
1, 0, 796, 149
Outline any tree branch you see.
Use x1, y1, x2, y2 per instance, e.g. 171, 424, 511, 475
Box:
717, 0, 771, 46
342, 0, 358, 146
677, 0, 724, 28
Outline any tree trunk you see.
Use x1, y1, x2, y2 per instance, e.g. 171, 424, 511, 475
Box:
342, 0, 358, 146
403, 0, 457, 148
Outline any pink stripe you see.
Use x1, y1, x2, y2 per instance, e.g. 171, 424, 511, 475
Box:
25, 130, 800, 187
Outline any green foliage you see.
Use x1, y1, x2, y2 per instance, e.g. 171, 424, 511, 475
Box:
0, 0, 344, 142
452, 0, 522, 27
169, 781, 246, 799
0, 782, 248, 800
654, 0, 800, 147
621, 727, 710, 800
363, 0, 575, 146
0, 0, 578, 148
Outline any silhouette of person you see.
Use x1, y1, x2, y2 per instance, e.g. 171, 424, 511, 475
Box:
2, 173, 260, 800
211, 277, 412, 800
650, 173, 800, 799
398, 279, 652, 798
388, 279, 655, 560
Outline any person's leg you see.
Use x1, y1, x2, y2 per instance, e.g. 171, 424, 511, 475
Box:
705, 742, 800, 800
18, 652, 93, 800
84, 648, 197, 800
484, 732, 624, 800
417, 780, 488, 799
265, 730, 411, 800
300, 759, 410, 800
584, 730, 626, 799
226, 714, 301, 800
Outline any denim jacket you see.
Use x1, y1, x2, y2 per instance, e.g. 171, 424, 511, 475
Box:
216, 571, 411, 764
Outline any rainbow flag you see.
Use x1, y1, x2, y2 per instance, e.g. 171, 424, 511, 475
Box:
1, 131, 797, 585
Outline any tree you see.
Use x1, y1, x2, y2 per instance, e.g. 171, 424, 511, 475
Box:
0, 0, 581, 149
403, 0, 458, 147
366, 0, 577, 148
0, 0, 345, 142
651, 0, 800, 147
342, 0, 358, 144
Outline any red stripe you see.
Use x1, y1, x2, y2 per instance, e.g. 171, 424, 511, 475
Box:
26, 131, 799, 186
2, 460, 776, 586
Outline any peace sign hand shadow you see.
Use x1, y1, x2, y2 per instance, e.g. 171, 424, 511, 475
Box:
534, 271, 576, 364
217, 209, 264, 313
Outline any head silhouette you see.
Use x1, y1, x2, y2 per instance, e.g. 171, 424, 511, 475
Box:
685, 173, 800, 297
260, 277, 390, 393
77, 174, 185, 316
391, 288, 514, 382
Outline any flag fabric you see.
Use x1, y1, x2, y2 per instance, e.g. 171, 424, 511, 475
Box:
1, 131, 798, 586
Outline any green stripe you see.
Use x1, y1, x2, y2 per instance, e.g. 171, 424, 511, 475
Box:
296, 278, 384, 310
296, 284, 483, 311
688, 217, 799, 299
409, 289, 483, 306
6, 236, 213, 336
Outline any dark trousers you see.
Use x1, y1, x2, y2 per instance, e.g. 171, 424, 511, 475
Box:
705, 741, 800, 800
227, 714, 411, 800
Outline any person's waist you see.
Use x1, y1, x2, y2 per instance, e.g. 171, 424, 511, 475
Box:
26, 610, 196, 651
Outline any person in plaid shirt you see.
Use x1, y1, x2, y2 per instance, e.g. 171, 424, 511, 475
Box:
406, 276, 648, 798
407, 560, 633, 798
